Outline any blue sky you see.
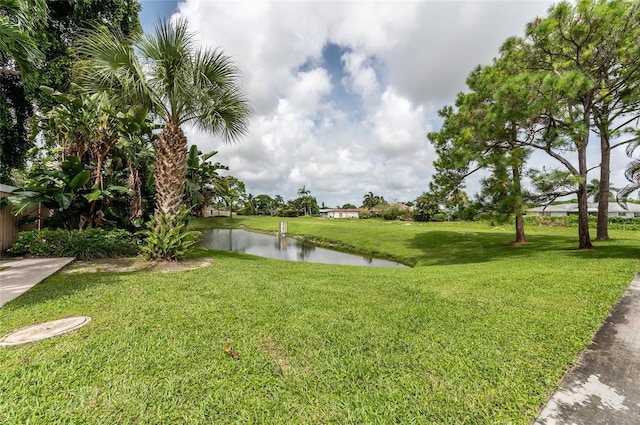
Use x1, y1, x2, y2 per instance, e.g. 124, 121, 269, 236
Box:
139, 0, 179, 31
135, 0, 628, 208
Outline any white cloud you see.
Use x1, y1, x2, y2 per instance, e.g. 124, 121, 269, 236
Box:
341, 51, 379, 103
176, 0, 579, 207
287, 68, 332, 112
372, 88, 430, 157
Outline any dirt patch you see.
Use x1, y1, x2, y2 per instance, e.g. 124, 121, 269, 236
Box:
261, 339, 293, 373
62, 257, 213, 274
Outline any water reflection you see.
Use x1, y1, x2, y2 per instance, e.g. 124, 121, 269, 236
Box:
199, 229, 407, 268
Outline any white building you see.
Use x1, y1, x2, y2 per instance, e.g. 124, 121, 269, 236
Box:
327, 208, 370, 219
527, 202, 640, 218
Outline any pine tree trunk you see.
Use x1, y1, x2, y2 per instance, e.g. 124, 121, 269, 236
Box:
596, 126, 610, 241
577, 143, 594, 250
512, 162, 526, 243
155, 121, 188, 219
577, 184, 593, 249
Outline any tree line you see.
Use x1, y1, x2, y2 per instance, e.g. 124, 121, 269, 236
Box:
3, 0, 640, 257
424, 0, 640, 249
1, 0, 250, 259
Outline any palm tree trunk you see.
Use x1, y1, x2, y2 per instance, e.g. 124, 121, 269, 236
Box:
155, 121, 188, 219
127, 163, 143, 219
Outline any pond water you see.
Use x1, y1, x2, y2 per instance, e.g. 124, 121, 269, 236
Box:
199, 229, 408, 268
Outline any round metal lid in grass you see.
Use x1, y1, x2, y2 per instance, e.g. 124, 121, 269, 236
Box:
0, 316, 91, 347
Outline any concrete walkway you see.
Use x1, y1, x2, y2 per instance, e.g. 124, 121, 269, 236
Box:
535, 274, 640, 424
0, 257, 74, 307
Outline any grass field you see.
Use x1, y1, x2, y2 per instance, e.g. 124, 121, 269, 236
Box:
1, 217, 639, 423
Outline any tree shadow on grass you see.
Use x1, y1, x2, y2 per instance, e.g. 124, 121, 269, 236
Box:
564, 239, 640, 261
409, 230, 640, 266
408, 231, 612, 266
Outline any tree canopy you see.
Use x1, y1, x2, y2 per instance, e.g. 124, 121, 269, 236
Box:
428, 0, 640, 249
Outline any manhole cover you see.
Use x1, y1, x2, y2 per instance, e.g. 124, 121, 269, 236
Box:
0, 316, 91, 346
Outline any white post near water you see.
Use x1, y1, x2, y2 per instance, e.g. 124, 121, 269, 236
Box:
279, 222, 287, 237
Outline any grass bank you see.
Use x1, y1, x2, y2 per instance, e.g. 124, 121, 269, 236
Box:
1, 218, 638, 423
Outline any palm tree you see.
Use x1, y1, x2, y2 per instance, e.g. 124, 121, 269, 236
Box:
76, 18, 250, 225
619, 140, 640, 203
297, 186, 311, 215
0, 0, 47, 79
587, 178, 619, 203
362, 191, 381, 210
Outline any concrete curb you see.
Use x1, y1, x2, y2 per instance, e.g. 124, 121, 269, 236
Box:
535, 275, 640, 424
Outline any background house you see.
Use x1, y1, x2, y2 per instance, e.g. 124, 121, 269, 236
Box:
527, 202, 640, 218
0, 184, 47, 252
327, 208, 370, 219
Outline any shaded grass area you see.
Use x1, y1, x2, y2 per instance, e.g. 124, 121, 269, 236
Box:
1, 218, 639, 423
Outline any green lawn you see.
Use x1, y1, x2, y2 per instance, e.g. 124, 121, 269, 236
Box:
1, 218, 638, 423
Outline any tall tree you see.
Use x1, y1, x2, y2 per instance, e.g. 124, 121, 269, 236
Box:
414, 192, 441, 222
38, 0, 141, 99
362, 191, 382, 210
524, 0, 640, 241
214, 175, 246, 219
297, 185, 312, 216
498, 5, 603, 249
429, 61, 534, 243
0, 0, 47, 181
0, 73, 32, 181
587, 1, 640, 240
76, 19, 251, 235
254, 194, 277, 216
503, 60, 594, 249
185, 145, 228, 217
1, 0, 142, 182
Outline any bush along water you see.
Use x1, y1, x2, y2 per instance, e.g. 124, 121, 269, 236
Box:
9, 228, 141, 260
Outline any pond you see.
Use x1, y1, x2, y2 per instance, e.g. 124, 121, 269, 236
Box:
199, 229, 408, 268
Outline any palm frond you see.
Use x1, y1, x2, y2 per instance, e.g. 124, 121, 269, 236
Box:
0, 0, 47, 76
624, 159, 640, 183
626, 137, 640, 157
617, 184, 638, 204
195, 48, 241, 88
195, 89, 251, 142
75, 26, 151, 111
188, 48, 251, 140
138, 18, 195, 122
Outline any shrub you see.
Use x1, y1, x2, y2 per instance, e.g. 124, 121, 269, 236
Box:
9, 228, 140, 259
139, 209, 200, 260
431, 213, 447, 222
380, 205, 413, 221
276, 208, 301, 217
59, 228, 140, 260
522, 215, 640, 228
10, 229, 70, 257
